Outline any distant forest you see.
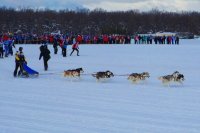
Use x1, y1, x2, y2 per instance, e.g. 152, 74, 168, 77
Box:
0, 7, 200, 35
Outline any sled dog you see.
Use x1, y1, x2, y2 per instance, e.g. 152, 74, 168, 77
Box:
92, 70, 114, 81
64, 68, 84, 78
128, 72, 150, 83
158, 71, 184, 85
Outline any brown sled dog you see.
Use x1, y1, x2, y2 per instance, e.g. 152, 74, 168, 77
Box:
64, 68, 84, 78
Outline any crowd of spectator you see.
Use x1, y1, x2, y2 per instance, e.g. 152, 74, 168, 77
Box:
134, 35, 179, 44
0, 32, 179, 45
0, 32, 132, 45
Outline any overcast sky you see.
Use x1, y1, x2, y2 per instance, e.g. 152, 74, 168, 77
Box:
1, 0, 200, 12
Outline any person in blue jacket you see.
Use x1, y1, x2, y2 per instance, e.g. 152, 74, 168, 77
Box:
3, 40, 9, 57
3, 39, 15, 57
62, 38, 68, 57
8, 39, 15, 56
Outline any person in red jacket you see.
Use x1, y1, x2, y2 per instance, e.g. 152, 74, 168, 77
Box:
77, 35, 82, 44
70, 42, 79, 56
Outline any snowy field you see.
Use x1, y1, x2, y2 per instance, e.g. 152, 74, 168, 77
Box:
0, 39, 200, 133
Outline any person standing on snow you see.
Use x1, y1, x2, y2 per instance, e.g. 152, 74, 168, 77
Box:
13, 47, 26, 77
70, 41, 79, 56
62, 37, 69, 57
3, 40, 9, 57
53, 37, 58, 54
3, 39, 15, 57
0, 41, 4, 58
8, 39, 15, 56
39, 45, 51, 71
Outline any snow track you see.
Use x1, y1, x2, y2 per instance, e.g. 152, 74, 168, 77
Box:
0, 39, 200, 133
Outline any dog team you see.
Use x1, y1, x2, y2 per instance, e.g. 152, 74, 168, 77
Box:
63, 68, 185, 85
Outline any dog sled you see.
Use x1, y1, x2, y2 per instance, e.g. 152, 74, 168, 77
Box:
18, 63, 39, 78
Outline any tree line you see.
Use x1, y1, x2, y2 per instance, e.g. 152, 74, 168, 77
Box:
0, 7, 200, 35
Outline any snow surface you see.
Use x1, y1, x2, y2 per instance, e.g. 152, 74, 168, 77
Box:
0, 39, 200, 133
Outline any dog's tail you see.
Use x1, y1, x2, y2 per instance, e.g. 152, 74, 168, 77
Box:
92, 73, 96, 77
127, 75, 131, 80
63, 70, 68, 77
158, 76, 163, 80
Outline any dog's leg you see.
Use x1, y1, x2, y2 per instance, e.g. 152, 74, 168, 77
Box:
70, 76, 73, 82
96, 78, 99, 82
78, 76, 81, 81
131, 80, 137, 84
163, 83, 168, 87
162, 81, 169, 87
145, 78, 148, 85
178, 81, 183, 87
142, 79, 147, 85
103, 78, 107, 82
135, 79, 140, 84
